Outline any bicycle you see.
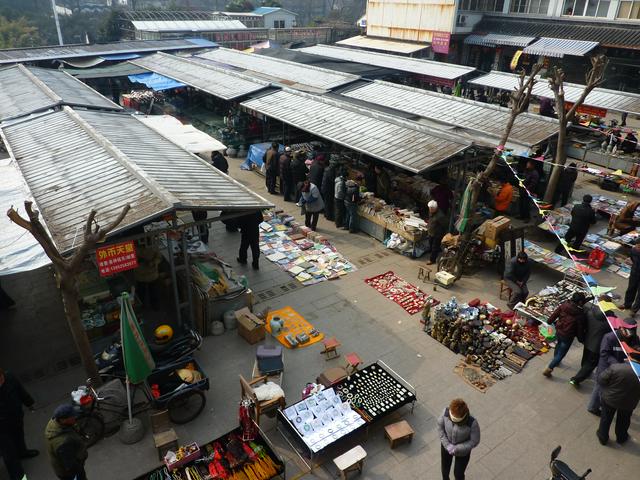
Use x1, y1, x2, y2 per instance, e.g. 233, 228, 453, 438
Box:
76, 356, 209, 447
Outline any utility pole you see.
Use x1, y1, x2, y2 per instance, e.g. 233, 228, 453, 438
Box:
50, 0, 64, 46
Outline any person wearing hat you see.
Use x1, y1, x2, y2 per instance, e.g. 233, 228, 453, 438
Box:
437, 398, 480, 480
569, 301, 610, 387
543, 292, 588, 378
596, 362, 640, 445
427, 200, 448, 265
588, 319, 638, 415
0, 367, 38, 480
321, 156, 338, 221
619, 238, 640, 313
555, 194, 596, 255
264, 142, 280, 195
45, 404, 88, 480
503, 251, 531, 310
278, 146, 295, 202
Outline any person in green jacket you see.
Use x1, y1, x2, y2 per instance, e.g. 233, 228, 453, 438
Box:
45, 404, 88, 480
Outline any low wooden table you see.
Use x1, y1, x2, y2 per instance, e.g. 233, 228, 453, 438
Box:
333, 445, 366, 479
384, 420, 414, 449
317, 366, 348, 387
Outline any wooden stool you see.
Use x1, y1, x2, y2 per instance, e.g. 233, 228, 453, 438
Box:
320, 337, 341, 360
150, 410, 178, 460
333, 445, 366, 479
344, 352, 363, 374
499, 280, 512, 301
384, 420, 415, 449
317, 366, 348, 387
417, 266, 432, 283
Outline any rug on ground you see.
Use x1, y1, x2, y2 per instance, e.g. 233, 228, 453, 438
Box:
365, 271, 430, 315
266, 306, 324, 349
260, 211, 356, 286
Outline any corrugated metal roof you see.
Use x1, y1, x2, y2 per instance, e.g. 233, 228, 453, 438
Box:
298, 45, 475, 80
195, 47, 359, 92
469, 70, 640, 116
474, 15, 640, 50
1, 107, 271, 253
0, 39, 217, 65
522, 37, 598, 58
336, 35, 429, 54
0, 65, 121, 123
130, 52, 270, 100
342, 81, 557, 148
464, 34, 535, 48
241, 90, 469, 173
131, 19, 247, 32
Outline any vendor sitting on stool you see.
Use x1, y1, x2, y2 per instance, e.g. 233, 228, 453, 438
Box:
504, 251, 531, 310
614, 201, 640, 235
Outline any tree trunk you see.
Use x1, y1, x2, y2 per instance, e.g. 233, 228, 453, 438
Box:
60, 276, 102, 386
543, 124, 567, 204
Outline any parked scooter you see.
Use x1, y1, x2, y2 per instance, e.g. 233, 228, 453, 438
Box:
549, 446, 591, 480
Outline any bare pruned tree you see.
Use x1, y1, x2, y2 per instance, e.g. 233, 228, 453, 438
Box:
543, 54, 608, 203
7, 201, 131, 385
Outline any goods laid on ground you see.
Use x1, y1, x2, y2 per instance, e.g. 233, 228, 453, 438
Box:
136, 427, 284, 480
525, 240, 580, 276
265, 306, 324, 349
365, 271, 433, 315
515, 279, 590, 324
426, 297, 548, 381
260, 212, 356, 285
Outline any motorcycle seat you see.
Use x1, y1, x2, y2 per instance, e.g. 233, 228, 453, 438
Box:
553, 460, 581, 480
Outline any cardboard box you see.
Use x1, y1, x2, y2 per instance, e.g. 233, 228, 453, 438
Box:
235, 307, 265, 344
485, 216, 511, 241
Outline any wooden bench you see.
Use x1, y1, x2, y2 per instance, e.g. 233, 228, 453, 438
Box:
384, 420, 415, 449
333, 445, 366, 479
417, 266, 432, 282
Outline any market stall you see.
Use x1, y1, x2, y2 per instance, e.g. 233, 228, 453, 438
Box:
514, 278, 591, 324
134, 424, 285, 480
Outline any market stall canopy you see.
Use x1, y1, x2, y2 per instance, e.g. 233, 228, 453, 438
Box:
463, 34, 536, 48
0, 158, 48, 276
0, 107, 272, 254
194, 47, 360, 93
63, 62, 148, 80
128, 72, 186, 91
0, 38, 218, 65
136, 114, 227, 153
469, 70, 640, 116
340, 80, 558, 149
0, 64, 122, 123
336, 35, 429, 54
241, 89, 470, 174
297, 45, 475, 81
131, 19, 246, 32
522, 37, 599, 58
130, 52, 271, 100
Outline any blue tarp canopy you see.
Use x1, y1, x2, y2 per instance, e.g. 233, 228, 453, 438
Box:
128, 72, 185, 91
241, 142, 283, 170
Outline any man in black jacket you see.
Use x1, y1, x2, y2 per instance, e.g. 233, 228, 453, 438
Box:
279, 147, 294, 202
518, 160, 540, 221
211, 151, 229, 174
596, 362, 640, 445
620, 239, 640, 312
504, 252, 532, 310
0, 368, 38, 480
556, 194, 596, 254
569, 302, 610, 387
321, 157, 338, 221
237, 210, 263, 270
555, 162, 578, 207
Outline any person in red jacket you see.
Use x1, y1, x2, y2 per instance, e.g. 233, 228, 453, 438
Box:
543, 292, 588, 378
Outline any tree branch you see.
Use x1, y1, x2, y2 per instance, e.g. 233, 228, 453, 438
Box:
566, 54, 608, 122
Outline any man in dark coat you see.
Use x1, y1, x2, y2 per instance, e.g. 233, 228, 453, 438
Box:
0, 368, 38, 480
504, 251, 531, 309
211, 150, 229, 175
543, 292, 588, 378
519, 160, 540, 221
237, 210, 263, 270
555, 162, 578, 207
596, 363, 640, 445
308, 157, 325, 194
555, 194, 596, 254
426, 200, 448, 265
364, 163, 377, 195
321, 158, 338, 221
279, 147, 295, 202
570, 302, 610, 387
620, 239, 640, 312
291, 151, 307, 203
588, 320, 637, 415
264, 142, 279, 194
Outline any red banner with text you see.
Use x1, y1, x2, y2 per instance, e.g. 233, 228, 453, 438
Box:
96, 240, 138, 277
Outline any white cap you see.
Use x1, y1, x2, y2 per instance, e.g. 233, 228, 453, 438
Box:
428, 200, 438, 209
285, 146, 291, 152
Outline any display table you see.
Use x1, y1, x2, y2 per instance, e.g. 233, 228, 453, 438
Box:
357, 209, 428, 258
515, 278, 590, 324
524, 240, 580, 277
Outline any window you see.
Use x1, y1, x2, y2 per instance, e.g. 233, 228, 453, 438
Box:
618, 0, 640, 18
509, 0, 549, 13
273, 20, 285, 28
563, 0, 610, 16
459, 0, 504, 11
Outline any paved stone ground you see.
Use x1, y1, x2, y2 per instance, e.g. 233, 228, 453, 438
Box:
9, 158, 639, 480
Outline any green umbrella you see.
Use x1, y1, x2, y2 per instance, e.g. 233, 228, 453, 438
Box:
120, 293, 155, 422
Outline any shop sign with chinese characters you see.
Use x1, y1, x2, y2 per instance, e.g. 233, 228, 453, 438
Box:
96, 241, 138, 277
